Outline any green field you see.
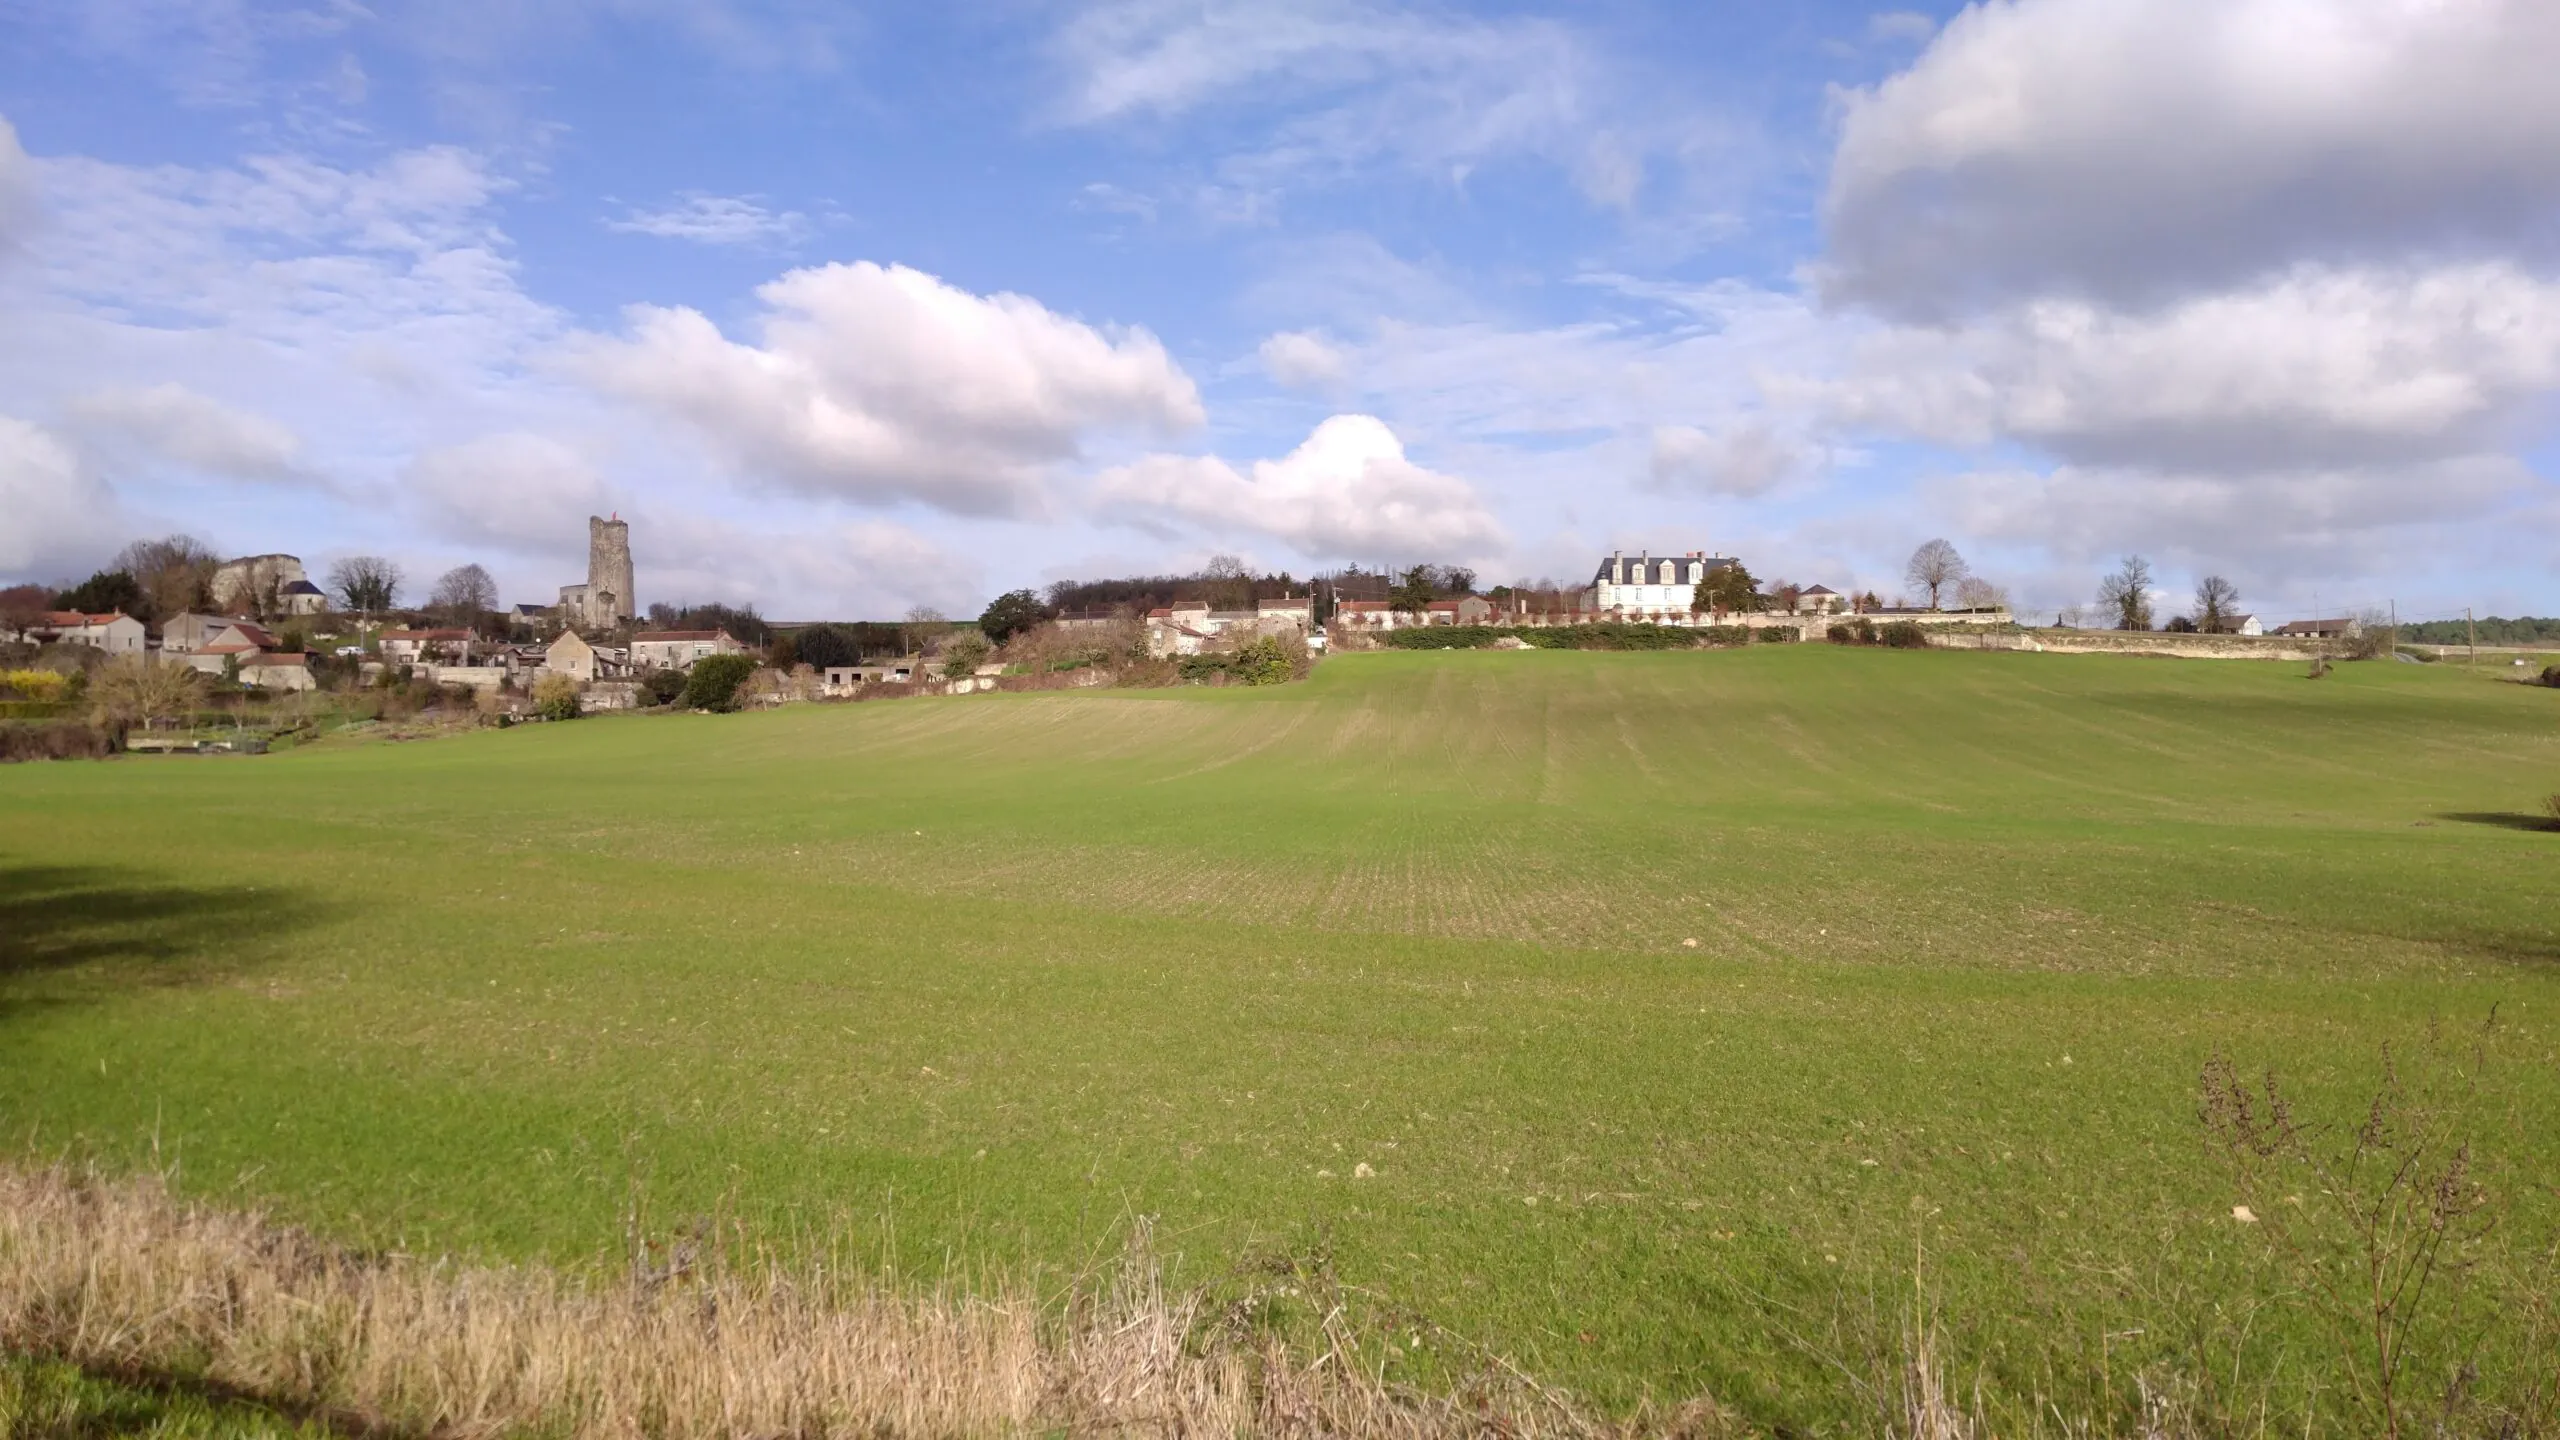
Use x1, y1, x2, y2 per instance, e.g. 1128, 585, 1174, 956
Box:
5, 648, 2557, 1430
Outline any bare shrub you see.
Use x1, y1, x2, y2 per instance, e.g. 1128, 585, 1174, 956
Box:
2199, 1023, 2556, 1439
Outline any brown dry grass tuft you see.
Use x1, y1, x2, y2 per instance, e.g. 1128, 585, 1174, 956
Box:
0, 1164, 1723, 1439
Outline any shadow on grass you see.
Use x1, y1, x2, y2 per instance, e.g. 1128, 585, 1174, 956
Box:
2438, 811, 2560, 833
0, 862, 335, 1020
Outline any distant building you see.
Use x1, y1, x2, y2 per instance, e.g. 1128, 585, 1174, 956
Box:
30, 611, 147, 655
2273, 617, 2361, 639
211, 554, 310, 615
1797, 585, 1847, 616
1423, 596, 1497, 626
630, 629, 747, 671
158, 613, 231, 654
379, 628, 476, 665
540, 629, 617, 682
557, 516, 637, 631
235, 651, 316, 691
1590, 551, 1734, 614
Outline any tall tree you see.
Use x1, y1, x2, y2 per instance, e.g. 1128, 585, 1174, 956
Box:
2098, 555, 2155, 631
2, 583, 55, 635
113, 536, 219, 622
429, 564, 498, 631
977, 589, 1049, 646
1905, 539, 1968, 610
329, 556, 402, 615
1390, 565, 1437, 617
2194, 575, 2241, 633
1694, 562, 1762, 615
55, 569, 144, 616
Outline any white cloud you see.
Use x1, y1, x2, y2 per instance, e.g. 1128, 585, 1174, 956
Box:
1094, 413, 1505, 560
405, 433, 619, 551
1258, 329, 1347, 389
1051, 0, 1718, 210
0, 415, 120, 579
606, 193, 811, 248
1832, 263, 2560, 471
565, 260, 1204, 517
1648, 420, 1815, 497
0, 116, 34, 255
66, 383, 308, 483
1865, 11, 1936, 46
1825, 0, 2560, 317
1928, 458, 2545, 586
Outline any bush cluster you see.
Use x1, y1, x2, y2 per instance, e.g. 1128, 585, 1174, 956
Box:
1175, 634, 1306, 686
531, 673, 582, 722
0, 719, 111, 762
1826, 619, 1931, 649
680, 653, 760, 712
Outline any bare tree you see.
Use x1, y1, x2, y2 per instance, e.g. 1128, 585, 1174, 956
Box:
87, 654, 205, 736
429, 564, 499, 631
2194, 575, 2241, 633
329, 556, 403, 616
1904, 539, 1968, 610
112, 536, 220, 623
1953, 576, 2009, 611
899, 604, 948, 656
2097, 555, 2155, 631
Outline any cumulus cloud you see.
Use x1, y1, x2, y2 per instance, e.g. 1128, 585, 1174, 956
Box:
65, 383, 307, 483
607, 193, 812, 248
1825, 0, 2560, 317
405, 433, 620, 551
566, 261, 1204, 516
1929, 458, 2544, 583
1094, 413, 1505, 560
1832, 263, 2560, 471
1258, 329, 1347, 389
0, 416, 120, 578
1648, 420, 1816, 497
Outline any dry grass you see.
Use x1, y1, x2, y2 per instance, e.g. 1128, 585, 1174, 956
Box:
0, 1164, 1733, 1439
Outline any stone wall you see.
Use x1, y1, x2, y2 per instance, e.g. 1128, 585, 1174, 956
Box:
1932, 629, 2321, 661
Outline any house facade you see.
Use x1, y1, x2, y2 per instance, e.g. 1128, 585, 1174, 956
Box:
30, 611, 148, 655
380, 628, 476, 664
631, 629, 747, 670
1589, 552, 1734, 614
540, 629, 623, 682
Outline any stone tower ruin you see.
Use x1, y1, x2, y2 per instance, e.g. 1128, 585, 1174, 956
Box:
558, 515, 636, 630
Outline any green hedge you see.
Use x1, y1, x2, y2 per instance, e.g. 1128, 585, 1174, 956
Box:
0, 701, 69, 720
1380, 623, 1764, 652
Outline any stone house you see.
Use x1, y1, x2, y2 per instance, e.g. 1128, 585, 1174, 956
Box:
380, 628, 476, 665
1423, 596, 1497, 626
30, 611, 148, 655
2273, 617, 2361, 639
540, 629, 628, 682
235, 651, 316, 691
1796, 586, 1848, 616
159, 613, 230, 653
631, 629, 747, 670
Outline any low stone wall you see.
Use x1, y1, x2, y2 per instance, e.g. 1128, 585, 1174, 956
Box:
1931, 629, 2320, 661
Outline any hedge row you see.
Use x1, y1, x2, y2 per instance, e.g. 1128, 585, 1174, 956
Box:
1379, 623, 1792, 652
0, 720, 112, 762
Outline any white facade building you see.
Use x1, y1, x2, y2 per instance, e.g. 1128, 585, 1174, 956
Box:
1589, 552, 1735, 614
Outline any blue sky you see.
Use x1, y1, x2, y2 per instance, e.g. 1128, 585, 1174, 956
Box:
1, 0, 2555, 625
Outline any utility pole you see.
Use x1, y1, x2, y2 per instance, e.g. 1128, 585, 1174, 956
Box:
2390, 598, 2397, 661
2467, 607, 2476, 666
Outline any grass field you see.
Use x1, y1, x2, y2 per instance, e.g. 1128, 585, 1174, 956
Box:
4, 647, 2557, 1432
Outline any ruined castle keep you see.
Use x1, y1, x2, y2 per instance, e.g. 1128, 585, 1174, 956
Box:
557, 516, 636, 630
